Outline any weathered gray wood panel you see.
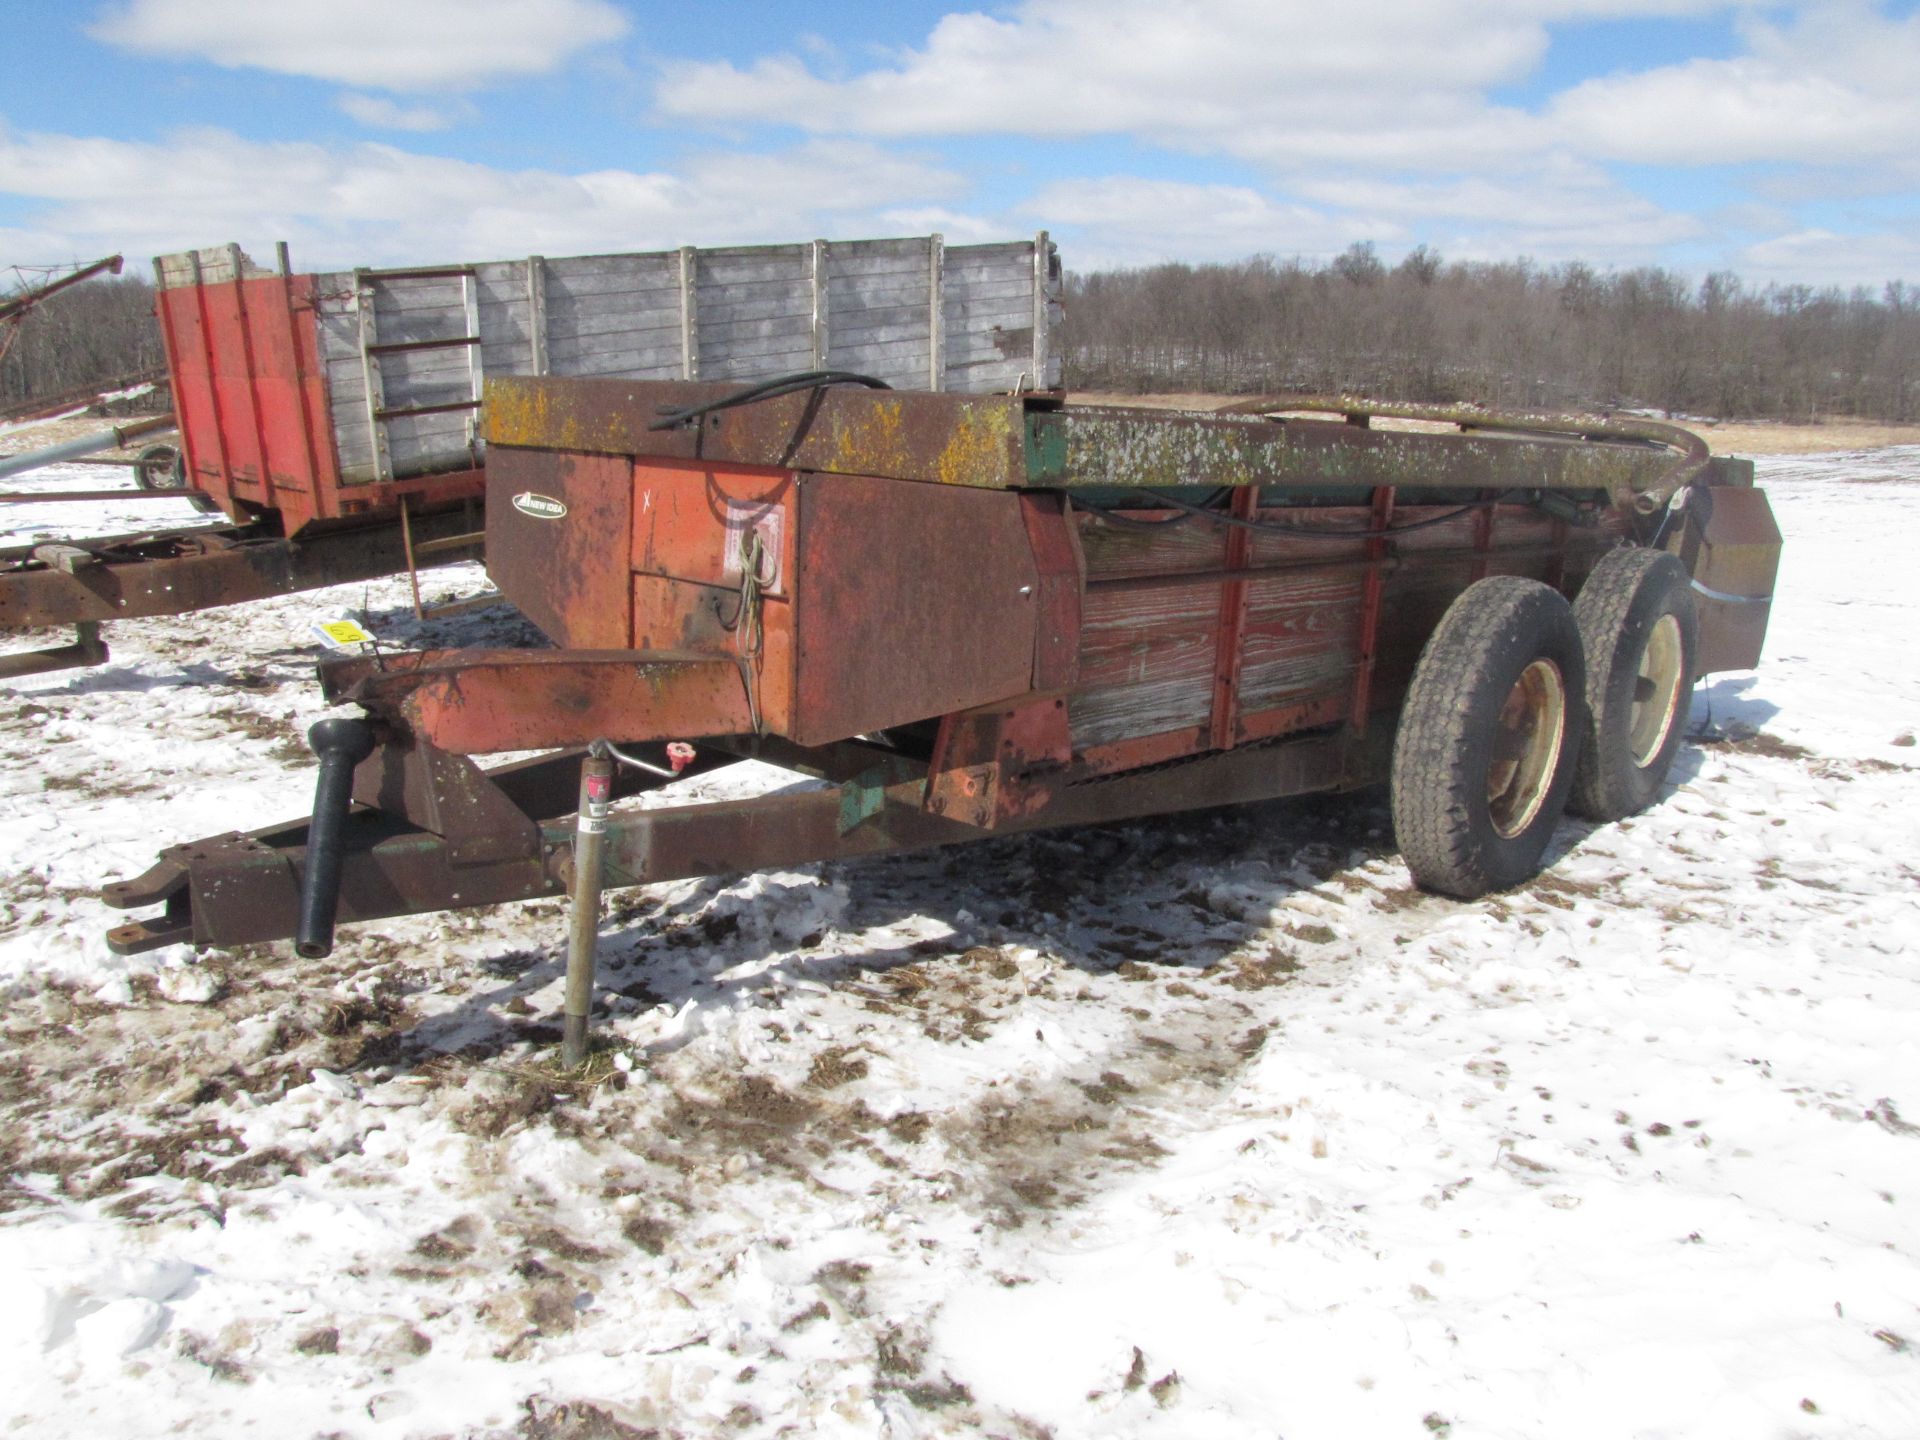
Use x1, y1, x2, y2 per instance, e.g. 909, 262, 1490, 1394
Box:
257, 233, 1059, 484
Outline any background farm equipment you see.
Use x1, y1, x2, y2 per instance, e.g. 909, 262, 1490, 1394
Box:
1, 233, 1061, 677
105, 375, 1781, 1063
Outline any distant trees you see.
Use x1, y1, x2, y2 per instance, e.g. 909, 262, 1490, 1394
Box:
5, 251, 1918, 424
0, 274, 164, 412
1064, 247, 1920, 422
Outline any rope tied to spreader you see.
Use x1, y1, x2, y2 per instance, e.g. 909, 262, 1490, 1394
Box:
719, 527, 770, 735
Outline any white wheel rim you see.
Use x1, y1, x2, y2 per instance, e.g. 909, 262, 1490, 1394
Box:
1629, 613, 1685, 768
1487, 658, 1567, 839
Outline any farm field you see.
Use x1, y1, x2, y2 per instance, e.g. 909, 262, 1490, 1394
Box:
0, 433, 1917, 1439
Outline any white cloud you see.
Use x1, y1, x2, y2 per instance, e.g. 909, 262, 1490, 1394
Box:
874, 208, 1018, 245
0, 225, 85, 268
1293, 168, 1703, 257
1025, 177, 1392, 269
336, 95, 460, 133
652, 0, 1735, 173
0, 124, 963, 268
656, 0, 1544, 165
90, 0, 627, 91
1551, 3, 1920, 165
1734, 227, 1920, 286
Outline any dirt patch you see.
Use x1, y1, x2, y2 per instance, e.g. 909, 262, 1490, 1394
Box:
1696, 728, 1814, 763
805, 1046, 870, 1090
1210, 948, 1302, 990
210, 705, 313, 766
620, 1213, 674, 1256
517, 1398, 660, 1440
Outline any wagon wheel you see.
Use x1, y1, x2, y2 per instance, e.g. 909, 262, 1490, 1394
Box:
1569, 548, 1697, 822
133, 441, 222, 515
1391, 576, 1587, 898
134, 443, 185, 491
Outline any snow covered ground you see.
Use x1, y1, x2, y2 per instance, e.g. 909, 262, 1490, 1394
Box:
0, 448, 1917, 1439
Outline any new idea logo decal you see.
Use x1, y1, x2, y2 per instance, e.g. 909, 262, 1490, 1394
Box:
511, 491, 568, 520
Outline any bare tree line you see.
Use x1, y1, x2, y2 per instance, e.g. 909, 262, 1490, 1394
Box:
1064, 244, 1920, 423
0, 273, 166, 413
5, 250, 1919, 424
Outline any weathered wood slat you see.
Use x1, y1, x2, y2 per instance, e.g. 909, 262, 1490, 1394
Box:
564, 354, 688, 381
702, 349, 815, 380
831, 283, 938, 314
690, 294, 814, 328
1077, 516, 1229, 579
544, 271, 681, 303
696, 314, 816, 346
542, 252, 679, 280
545, 342, 689, 376
697, 264, 811, 292
941, 274, 1040, 304
1070, 675, 1216, 747
826, 337, 942, 371
542, 308, 684, 344
697, 243, 811, 265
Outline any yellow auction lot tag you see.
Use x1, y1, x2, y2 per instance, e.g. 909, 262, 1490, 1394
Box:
313, 618, 375, 649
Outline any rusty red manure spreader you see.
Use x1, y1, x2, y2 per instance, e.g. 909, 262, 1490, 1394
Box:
104, 374, 1779, 1062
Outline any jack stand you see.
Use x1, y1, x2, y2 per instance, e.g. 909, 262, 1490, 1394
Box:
561, 742, 614, 1069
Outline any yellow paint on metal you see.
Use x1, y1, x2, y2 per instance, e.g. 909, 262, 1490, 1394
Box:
483, 380, 549, 446
933, 406, 1017, 488
828, 397, 910, 479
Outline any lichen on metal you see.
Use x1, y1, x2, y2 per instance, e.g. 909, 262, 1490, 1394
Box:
1026, 407, 1700, 505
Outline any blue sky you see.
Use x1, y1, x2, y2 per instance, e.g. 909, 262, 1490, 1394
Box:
2, 1, 1916, 286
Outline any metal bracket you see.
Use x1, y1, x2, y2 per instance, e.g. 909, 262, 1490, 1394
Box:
837, 756, 927, 835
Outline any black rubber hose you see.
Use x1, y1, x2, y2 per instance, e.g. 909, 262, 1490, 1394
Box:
295, 717, 377, 959
646, 370, 891, 430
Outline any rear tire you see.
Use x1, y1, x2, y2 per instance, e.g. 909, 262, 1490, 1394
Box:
1569, 548, 1697, 821
1392, 576, 1587, 899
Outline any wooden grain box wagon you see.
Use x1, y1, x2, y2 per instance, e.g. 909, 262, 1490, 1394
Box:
105, 372, 1780, 1061
1, 233, 1059, 676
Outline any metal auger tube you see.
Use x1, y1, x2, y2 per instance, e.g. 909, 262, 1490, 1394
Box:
0, 413, 177, 482
294, 717, 377, 959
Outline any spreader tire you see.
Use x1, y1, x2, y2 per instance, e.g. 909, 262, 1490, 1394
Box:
1392, 576, 1586, 899
1569, 547, 1697, 822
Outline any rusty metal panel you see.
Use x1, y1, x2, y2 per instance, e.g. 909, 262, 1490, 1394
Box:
1018, 492, 1084, 689
486, 376, 1030, 489
924, 694, 1072, 827
485, 446, 634, 648
631, 461, 795, 594
790, 474, 1041, 746
349, 739, 542, 866
627, 460, 800, 734
322, 648, 754, 753
630, 573, 797, 736
1686, 485, 1781, 674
